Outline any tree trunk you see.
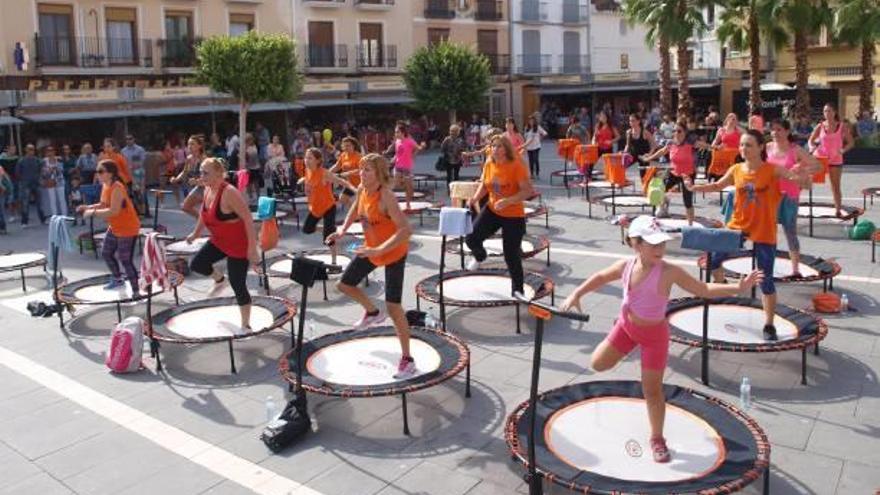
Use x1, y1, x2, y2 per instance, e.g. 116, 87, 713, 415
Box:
659, 35, 673, 117
793, 30, 810, 119
677, 42, 691, 119
747, 6, 762, 115
860, 39, 876, 116
238, 100, 248, 171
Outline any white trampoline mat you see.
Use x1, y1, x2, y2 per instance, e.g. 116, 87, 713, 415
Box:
546, 397, 723, 482
400, 201, 434, 211
461, 238, 536, 255
441, 275, 536, 301
394, 191, 427, 199
555, 170, 583, 176
0, 253, 45, 269
602, 196, 649, 207
166, 237, 208, 254
798, 205, 840, 218
73, 280, 163, 302
524, 206, 543, 216
669, 305, 799, 343
307, 336, 442, 385
590, 181, 626, 189
659, 219, 704, 231
164, 305, 276, 339
344, 223, 365, 235
270, 254, 351, 274
723, 257, 819, 278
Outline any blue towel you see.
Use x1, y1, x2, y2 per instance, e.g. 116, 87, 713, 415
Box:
720, 190, 735, 224
681, 227, 742, 253
47, 215, 76, 271
257, 196, 276, 220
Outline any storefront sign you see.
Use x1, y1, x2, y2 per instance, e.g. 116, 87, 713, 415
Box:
143, 86, 211, 99
593, 72, 634, 83
27, 76, 189, 92
34, 89, 119, 104
539, 75, 582, 85
365, 80, 406, 91
303, 82, 350, 93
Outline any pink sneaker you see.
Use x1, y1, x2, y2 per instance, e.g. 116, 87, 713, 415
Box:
353, 309, 386, 330
651, 436, 671, 463
393, 356, 416, 379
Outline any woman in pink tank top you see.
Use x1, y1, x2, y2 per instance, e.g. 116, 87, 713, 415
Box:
768, 119, 822, 277
641, 122, 707, 224
809, 103, 854, 216
560, 216, 762, 464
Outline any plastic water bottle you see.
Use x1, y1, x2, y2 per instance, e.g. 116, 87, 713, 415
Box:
424, 313, 436, 330
739, 377, 752, 411
265, 396, 277, 422
840, 294, 849, 313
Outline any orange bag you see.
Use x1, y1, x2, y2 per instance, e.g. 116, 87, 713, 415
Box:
812, 156, 829, 184
259, 218, 279, 251
574, 144, 599, 172
603, 154, 627, 186
812, 292, 840, 313
641, 165, 657, 195
293, 158, 305, 179
557, 138, 579, 161
708, 148, 739, 177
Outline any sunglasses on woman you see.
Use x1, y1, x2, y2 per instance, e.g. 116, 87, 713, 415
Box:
96, 169, 108, 175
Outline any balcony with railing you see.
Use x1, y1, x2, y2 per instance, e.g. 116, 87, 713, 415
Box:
475, 0, 504, 20
303, 0, 346, 7
519, 1, 549, 22
562, 1, 588, 23
159, 38, 199, 68
482, 53, 511, 75
357, 44, 397, 70
559, 54, 589, 74
356, 0, 395, 8
34, 35, 153, 68
302, 44, 349, 70
516, 54, 551, 75
425, 0, 455, 18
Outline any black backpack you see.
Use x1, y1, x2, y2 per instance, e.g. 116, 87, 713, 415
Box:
260, 393, 310, 453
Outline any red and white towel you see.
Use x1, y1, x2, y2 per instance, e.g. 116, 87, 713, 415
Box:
139, 233, 170, 292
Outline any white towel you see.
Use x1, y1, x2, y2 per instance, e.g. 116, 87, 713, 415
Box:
439, 207, 472, 237
139, 233, 170, 292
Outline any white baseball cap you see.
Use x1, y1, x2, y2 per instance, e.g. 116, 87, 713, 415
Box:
627, 216, 672, 245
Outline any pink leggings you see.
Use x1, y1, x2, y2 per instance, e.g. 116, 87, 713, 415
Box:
606, 312, 670, 371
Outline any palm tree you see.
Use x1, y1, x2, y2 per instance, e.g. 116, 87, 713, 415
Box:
717, 0, 778, 114
623, 0, 676, 117
834, 0, 880, 115
765, 0, 832, 117
673, 0, 710, 118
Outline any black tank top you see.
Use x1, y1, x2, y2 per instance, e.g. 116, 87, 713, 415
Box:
630, 128, 651, 158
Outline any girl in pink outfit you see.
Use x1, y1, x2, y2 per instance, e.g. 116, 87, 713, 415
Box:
503, 117, 525, 154
767, 119, 821, 277
712, 113, 742, 149
385, 123, 425, 210
809, 103, 854, 217
560, 215, 762, 464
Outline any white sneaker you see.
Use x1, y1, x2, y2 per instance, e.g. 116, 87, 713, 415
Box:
353, 309, 386, 329
466, 257, 482, 271
207, 277, 228, 297
393, 357, 417, 379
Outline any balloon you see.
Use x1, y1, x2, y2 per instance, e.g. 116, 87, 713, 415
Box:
322, 129, 333, 144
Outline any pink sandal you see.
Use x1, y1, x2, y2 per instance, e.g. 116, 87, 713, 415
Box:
650, 436, 671, 463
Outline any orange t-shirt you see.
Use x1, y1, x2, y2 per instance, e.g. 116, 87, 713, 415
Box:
100, 181, 140, 237
337, 151, 362, 187
305, 167, 335, 218
727, 162, 780, 245
481, 157, 529, 218
357, 187, 408, 266
100, 151, 132, 184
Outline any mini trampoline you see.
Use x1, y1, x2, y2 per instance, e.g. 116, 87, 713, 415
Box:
549, 169, 583, 187
618, 214, 723, 244
412, 173, 442, 190
446, 234, 551, 267
506, 381, 771, 495
164, 237, 210, 257
149, 295, 296, 374
393, 190, 430, 201
798, 202, 863, 237
591, 193, 654, 219
667, 297, 828, 385
861, 186, 880, 209
697, 250, 840, 291
415, 268, 554, 334
0, 252, 47, 292
399, 200, 438, 226
55, 272, 183, 328
250, 209, 290, 224
264, 250, 352, 300
524, 202, 550, 229
279, 325, 470, 435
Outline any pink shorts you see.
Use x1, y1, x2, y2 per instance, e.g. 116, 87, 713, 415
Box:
606, 312, 670, 371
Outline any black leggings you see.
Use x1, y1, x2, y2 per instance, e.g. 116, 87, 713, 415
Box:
527, 149, 540, 176
190, 241, 252, 306
303, 205, 337, 243
445, 163, 462, 186
664, 173, 696, 209
465, 207, 526, 295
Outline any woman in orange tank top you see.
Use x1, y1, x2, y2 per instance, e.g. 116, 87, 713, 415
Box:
77, 160, 142, 295
327, 153, 415, 379
688, 130, 810, 340
298, 148, 353, 266
328, 137, 362, 209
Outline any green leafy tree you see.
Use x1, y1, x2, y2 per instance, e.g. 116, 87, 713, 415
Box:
834, 0, 880, 115
196, 32, 302, 170
403, 42, 491, 124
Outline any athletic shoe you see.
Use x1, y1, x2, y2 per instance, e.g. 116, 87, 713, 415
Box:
103, 278, 125, 290
650, 436, 671, 463
466, 257, 482, 271
207, 276, 228, 297
393, 356, 416, 379
353, 309, 386, 330
762, 324, 778, 341
20, 224, 29, 230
